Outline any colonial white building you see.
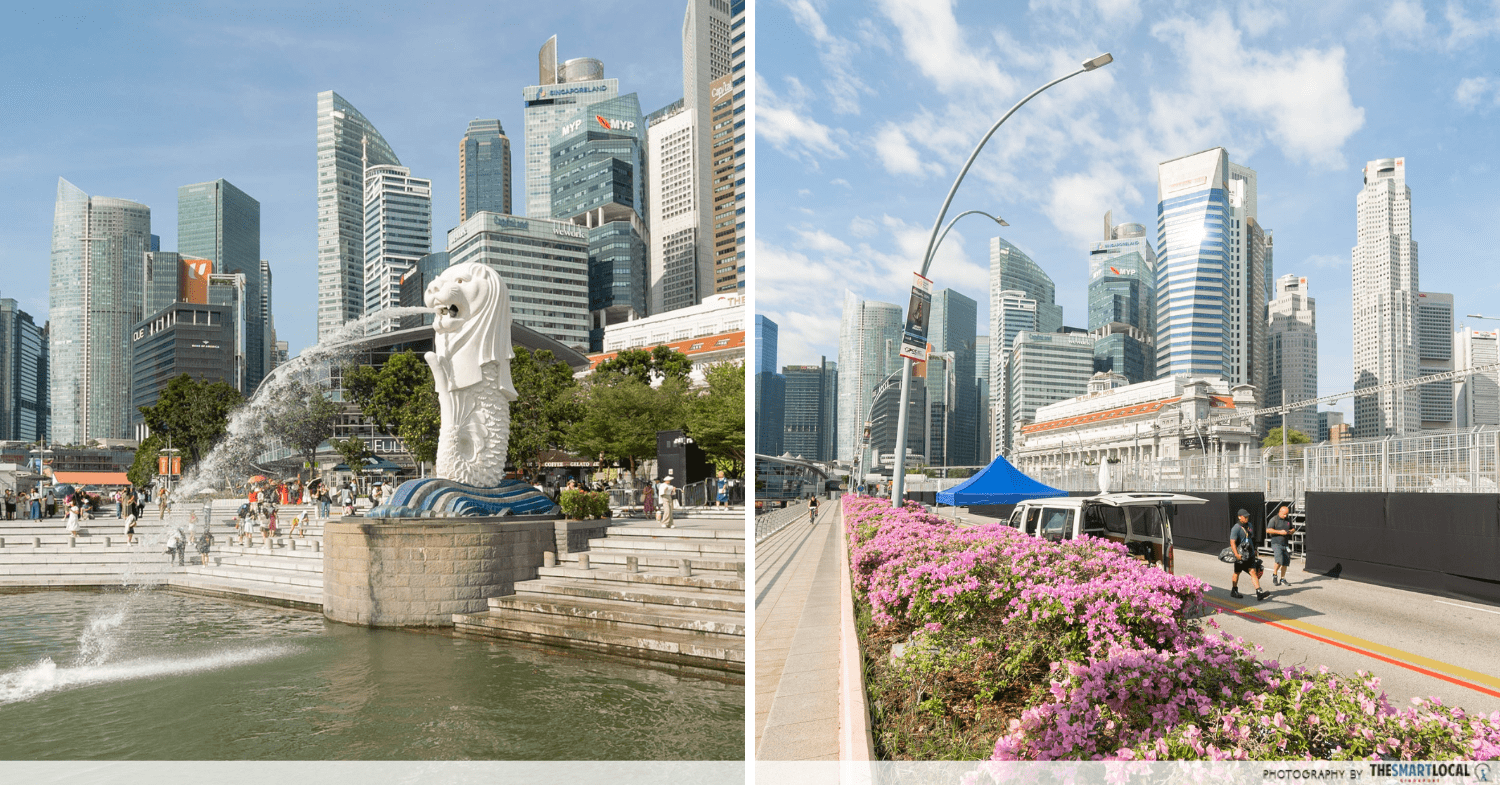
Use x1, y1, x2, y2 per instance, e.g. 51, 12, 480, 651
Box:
589, 293, 745, 385
1012, 375, 1260, 473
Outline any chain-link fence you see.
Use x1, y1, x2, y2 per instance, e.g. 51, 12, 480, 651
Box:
1026, 426, 1500, 505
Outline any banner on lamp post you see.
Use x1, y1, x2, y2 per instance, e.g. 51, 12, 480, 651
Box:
899, 272, 933, 362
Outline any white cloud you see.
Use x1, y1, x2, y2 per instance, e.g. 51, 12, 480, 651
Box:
793, 227, 854, 255
1306, 253, 1347, 269
1044, 169, 1144, 247
831, 178, 851, 188
1456, 76, 1499, 109
1235, 0, 1290, 36
876, 0, 1014, 96
1443, 1, 1500, 49
782, 0, 871, 114
872, 124, 935, 178
757, 74, 847, 163
849, 216, 879, 237
1028, 0, 1142, 28
1151, 11, 1364, 168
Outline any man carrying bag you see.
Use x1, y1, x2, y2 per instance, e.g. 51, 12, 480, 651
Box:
1229, 509, 1268, 601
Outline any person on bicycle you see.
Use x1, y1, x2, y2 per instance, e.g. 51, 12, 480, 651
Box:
808, 495, 820, 524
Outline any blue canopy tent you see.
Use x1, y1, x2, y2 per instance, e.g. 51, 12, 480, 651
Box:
935, 454, 1068, 507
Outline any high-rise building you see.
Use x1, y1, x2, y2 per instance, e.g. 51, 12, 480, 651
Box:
1154, 148, 1267, 387
142, 252, 212, 316
446, 212, 590, 349
362, 164, 432, 333
49, 178, 151, 443
991, 237, 1061, 334
1417, 291, 1454, 430
524, 37, 619, 220
728, 0, 747, 294
647, 100, 700, 314
316, 91, 402, 341
753, 315, 784, 456
1456, 326, 1500, 428
460, 119, 513, 220
683, 0, 734, 295
1266, 274, 1318, 438
869, 369, 926, 473
974, 335, 991, 460
1088, 216, 1157, 385
783, 358, 836, 462
836, 291, 902, 463
991, 289, 1041, 456
928, 289, 978, 466
710, 72, 739, 295
549, 93, 649, 351
206, 273, 248, 392
1008, 331, 1095, 454
131, 303, 238, 436
1352, 156, 1421, 437
178, 179, 264, 390
0, 298, 48, 442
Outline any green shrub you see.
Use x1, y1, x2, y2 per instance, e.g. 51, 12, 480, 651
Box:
560, 489, 588, 519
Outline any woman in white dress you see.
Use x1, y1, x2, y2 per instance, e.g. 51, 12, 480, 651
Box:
64, 494, 80, 540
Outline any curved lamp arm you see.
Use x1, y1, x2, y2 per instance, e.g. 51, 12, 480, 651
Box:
930, 210, 1008, 265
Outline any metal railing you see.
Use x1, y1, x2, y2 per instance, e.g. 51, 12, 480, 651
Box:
755, 502, 810, 544
1022, 426, 1500, 506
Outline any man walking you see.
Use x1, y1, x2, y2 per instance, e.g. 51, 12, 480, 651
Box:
1267, 505, 1295, 586
1229, 508, 1268, 601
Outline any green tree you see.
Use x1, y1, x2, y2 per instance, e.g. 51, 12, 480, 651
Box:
594, 345, 692, 386
342, 352, 441, 466
330, 436, 373, 473
137, 374, 243, 469
1262, 427, 1313, 450
568, 376, 688, 474
127, 434, 164, 488
265, 381, 342, 477
685, 362, 746, 475
508, 347, 582, 478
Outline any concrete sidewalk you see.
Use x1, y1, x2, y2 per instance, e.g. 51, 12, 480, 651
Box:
754, 503, 841, 760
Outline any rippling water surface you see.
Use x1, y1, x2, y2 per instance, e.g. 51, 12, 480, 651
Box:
0, 590, 743, 760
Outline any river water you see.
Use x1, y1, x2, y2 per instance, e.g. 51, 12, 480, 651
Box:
0, 590, 744, 760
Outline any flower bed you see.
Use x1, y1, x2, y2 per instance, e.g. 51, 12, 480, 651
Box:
843, 494, 1500, 761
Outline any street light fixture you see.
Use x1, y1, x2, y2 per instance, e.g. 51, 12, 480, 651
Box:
890, 53, 1114, 503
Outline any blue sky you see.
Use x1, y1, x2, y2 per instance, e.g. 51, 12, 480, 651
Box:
756, 0, 1500, 417
0, 2, 686, 357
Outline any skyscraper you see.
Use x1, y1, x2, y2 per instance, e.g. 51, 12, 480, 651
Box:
142, 252, 212, 316
362, 164, 432, 333
683, 0, 733, 297
1009, 331, 1096, 452
524, 37, 619, 220
783, 358, 835, 462
646, 100, 699, 314
975, 335, 991, 460
1088, 215, 1157, 385
1455, 326, 1500, 428
178, 179, 264, 390
1417, 291, 1454, 430
0, 298, 48, 442
928, 288, 978, 466
549, 94, 649, 350
754, 315, 784, 456
1352, 157, 1420, 438
1266, 274, 1318, 438
1154, 148, 1266, 387
728, 0, 748, 294
836, 291, 902, 463
460, 119, 513, 220
49, 178, 151, 443
316, 91, 402, 341
710, 72, 739, 295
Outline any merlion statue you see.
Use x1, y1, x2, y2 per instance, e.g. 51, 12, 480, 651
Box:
365, 261, 557, 519
424, 261, 518, 486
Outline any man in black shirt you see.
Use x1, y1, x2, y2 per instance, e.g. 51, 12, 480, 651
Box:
1229, 509, 1268, 601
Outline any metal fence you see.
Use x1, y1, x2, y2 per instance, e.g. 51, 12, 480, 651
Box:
1026, 426, 1500, 505
755, 502, 809, 544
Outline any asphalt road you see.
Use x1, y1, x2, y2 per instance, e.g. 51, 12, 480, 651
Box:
1175, 547, 1500, 717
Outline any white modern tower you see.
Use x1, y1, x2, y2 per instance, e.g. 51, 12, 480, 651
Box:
683, 0, 733, 301
1351, 157, 1420, 438
1455, 326, 1500, 428
1266, 274, 1318, 438
362, 164, 432, 333
647, 101, 699, 313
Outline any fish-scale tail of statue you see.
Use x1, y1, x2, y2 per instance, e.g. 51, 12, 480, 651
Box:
367, 262, 557, 520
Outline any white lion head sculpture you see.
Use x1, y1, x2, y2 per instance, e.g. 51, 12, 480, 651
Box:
424, 261, 513, 392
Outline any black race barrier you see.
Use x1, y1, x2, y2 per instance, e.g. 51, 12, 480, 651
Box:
1304, 492, 1500, 605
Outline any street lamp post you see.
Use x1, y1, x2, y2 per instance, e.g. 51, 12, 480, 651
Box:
889, 53, 1113, 504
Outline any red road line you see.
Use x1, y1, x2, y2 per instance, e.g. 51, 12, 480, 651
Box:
1203, 599, 1500, 700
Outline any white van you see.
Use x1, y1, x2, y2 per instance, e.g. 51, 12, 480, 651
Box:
1006, 492, 1208, 574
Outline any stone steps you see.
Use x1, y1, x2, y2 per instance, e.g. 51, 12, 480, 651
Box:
518, 575, 746, 612
587, 533, 745, 556
168, 571, 322, 610
535, 565, 744, 595
562, 550, 745, 575
453, 611, 744, 669
492, 593, 745, 635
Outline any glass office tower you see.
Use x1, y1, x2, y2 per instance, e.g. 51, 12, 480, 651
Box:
49, 178, 151, 443
178, 179, 263, 390
836, 291, 902, 463
1088, 217, 1157, 384
362, 165, 432, 334
524, 36, 619, 220
316, 90, 402, 341
460, 119, 512, 220
0, 299, 48, 442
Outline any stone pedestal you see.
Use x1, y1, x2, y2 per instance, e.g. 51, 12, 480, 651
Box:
323, 515, 558, 627
555, 518, 613, 555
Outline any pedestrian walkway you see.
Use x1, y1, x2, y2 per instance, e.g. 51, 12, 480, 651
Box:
754, 501, 841, 760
